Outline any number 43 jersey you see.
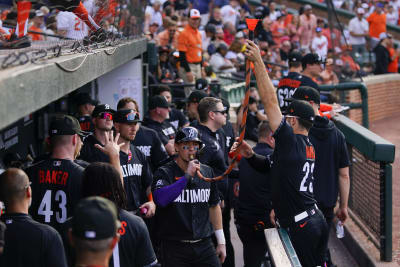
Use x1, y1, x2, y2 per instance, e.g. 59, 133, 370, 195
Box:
270, 119, 317, 227
26, 159, 84, 233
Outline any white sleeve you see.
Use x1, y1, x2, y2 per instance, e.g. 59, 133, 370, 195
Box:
348, 20, 355, 32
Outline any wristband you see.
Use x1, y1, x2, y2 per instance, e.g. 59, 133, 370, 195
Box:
215, 229, 226, 245
147, 193, 153, 202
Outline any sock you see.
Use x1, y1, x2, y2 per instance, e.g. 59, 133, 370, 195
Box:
73, 2, 100, 32
16, 1, 32, 38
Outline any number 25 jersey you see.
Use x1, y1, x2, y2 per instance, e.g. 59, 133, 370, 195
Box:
26, 159, 84, 233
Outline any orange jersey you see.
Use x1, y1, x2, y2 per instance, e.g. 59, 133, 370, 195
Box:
28, 26, 44, 41
177, 25, 202, 63
367, 12, 386, 39
388, 47, 398, 73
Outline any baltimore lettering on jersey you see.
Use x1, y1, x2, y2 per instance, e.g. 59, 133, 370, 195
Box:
121, 163, 143, 177
174, 189, 211, 203
136, 146, 151, 157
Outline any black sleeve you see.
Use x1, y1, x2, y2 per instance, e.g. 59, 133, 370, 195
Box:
177, 110, 189, 128
135, 217, 157, 266
246, 153, 271, 173
150, 134, 169, 170
44, 228, 68, 267
141, 152, 153, 191
338, 130, 351, 168
204, 167, 220, 206
179, 51, 191, 72
273, 118, 296, 151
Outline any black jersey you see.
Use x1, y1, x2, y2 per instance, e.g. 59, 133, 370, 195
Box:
152, 161, 220, 241
120, 144, 153, 211
168, 108, 188, 130
236, 143, 273, 226
110, 209, 157, 267
309, 116, 350, 208
270, 119, 317, 227
79, 134, 110, 163
132, 125, 169, 171
76, 115, 94, 132
222, 121, 235, 152
0, 213, 67, 267
26, 159, 83, 233
277, 72, 320, 110
142, 117, 176, 146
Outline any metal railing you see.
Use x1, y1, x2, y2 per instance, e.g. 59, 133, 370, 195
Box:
334, 114, 395, 261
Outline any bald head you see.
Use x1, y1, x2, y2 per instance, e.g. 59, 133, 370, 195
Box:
0, 168, 30, 205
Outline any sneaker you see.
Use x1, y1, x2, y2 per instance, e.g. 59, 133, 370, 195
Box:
0, 35, 31, 50
83, 28, 108, 46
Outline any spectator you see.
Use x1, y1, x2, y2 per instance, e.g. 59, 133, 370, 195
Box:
146, 22, 160, 41
269, 2, 279, 21
44, 15, 59, 41
374, 32, 392, 74
155, 19, 178, 49
279, 39, 292, 63
386, 5, 398, 25
367, 2, 386, 49
145, 1, 163, 32
311, 27, 328, 60
29, 10, 45, 41
288, 15, 300, 49
388, 42, 400, 73
75, 92, 97, 132
254, 0, 270, 20
201, 23, 216, 51
0, 168, 68, 267
271, 13, 288, 46
223, 22, 236, 45
186, 90, 208, 122
340, 47, 360, 77
210, 42, 237, 73
156, 46, 177, 83
191, 0, 213, 26
318, 58, 339, 85
348, 8, 369, 58
177, 9, 202, 96
299, 4, 317, 53
207, 7, 224, 29
256, 17, 275, 46
221, 0, 240, 27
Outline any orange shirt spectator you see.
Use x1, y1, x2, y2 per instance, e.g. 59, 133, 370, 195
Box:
271, 15, 287, 45
155, 27, 179, 49
28, 25, 44, 41
367, 11, 386, 39
388, 47, 399, 73
177, 24, 202, 63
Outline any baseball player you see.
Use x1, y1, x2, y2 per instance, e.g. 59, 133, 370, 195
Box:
117, 97, 169, 172
152, 126, 226, 267
236, 40, 328, 267
56, 11, 89, 40
286, 86, 350, 266
276, 51, 322, 110
113, 109, 155, 215
26, 115, 121, 233
0, 168, 67, 267
74, 92, 97, 132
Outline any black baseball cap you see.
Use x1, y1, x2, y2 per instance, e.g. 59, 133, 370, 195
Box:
302, 53, 323, 68
149, 95, 170, 110
187, 90, 208, 103
288, 51, 302, 63
92, 104, 116, 118
72, 197, 120, 240
283, 100, 315, 123
75, 93, 97, 106
285, 86, 320, 104
175, 126, 203, 145
114, 109, 141, 124
195, 78, 209, 91
49, 115, 90, 137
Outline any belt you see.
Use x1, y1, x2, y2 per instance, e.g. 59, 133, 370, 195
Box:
180, 239, 203, 243
294, 204, 319, 223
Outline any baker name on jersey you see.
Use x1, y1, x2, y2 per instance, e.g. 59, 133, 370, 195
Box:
38, 170, 69, 186
121, 163, 143, 177
174, 189, 210, 203
137, 146, 151, 157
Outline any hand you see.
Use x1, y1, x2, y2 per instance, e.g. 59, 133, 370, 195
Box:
231, 137, 254, 158
270, 209, 277, 227
244, 40, 263, 64
216, 244, 226, 263
249, 103, 258, 112
95, 131, 124, 159
336, 207, 348, 223
186, 159, 200, 177
186, 71, 194, 83
139, 201, 156, 218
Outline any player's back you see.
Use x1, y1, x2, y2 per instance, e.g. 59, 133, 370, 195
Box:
26, 158, 84, 233
0, 213, 67, 267
56, 11, 88, 40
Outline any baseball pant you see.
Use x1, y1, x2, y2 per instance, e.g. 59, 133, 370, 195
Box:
236, 223, 269, 267
222, 201, 234, 267
160, 238, 221, 267
318, 204, 335, 266
287, 209, 329, 267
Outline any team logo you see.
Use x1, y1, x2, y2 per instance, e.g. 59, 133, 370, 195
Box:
156, 180, 163, 186
188, 128, 196, 138
53, 161, 61, 166
105, 104, 110, 109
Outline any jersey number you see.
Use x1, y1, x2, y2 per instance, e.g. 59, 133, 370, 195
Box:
277, 88, 294, 107
299, 162, 314, 193
38, 190, 67, 223
74, 17, 81, 31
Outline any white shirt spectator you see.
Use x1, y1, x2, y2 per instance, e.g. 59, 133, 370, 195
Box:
311, 34, 328, 59
209, 52, 236, 73
200, 30, 211, 51
269, 10, 280, 21
57, 11, 88, 40
348, 16, 369, 45
220, 4, 239, 27
145, 6, 163, 29
44, 28, 59, 41
386, 9, 398, 25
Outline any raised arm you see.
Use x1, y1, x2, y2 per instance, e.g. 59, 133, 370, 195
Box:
244, 40, 283, 132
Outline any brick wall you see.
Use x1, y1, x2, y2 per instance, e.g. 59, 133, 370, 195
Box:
347, 74, 400, 125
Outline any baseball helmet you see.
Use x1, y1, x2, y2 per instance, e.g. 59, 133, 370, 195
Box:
175, 127, 203, 146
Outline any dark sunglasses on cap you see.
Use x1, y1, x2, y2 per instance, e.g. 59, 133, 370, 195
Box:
98, 112, 113, 120
213, 110, 227, 115
126, 112, 139, 121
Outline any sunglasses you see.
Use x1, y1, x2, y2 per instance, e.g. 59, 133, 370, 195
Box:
98, 112, 113, 120
213, 110, 227, 115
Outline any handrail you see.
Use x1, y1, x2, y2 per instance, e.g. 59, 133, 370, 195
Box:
319, 82, 369, 128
